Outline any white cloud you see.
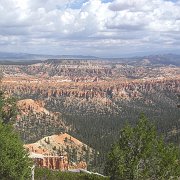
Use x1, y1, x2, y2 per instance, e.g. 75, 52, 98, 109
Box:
0, 0, 180, 57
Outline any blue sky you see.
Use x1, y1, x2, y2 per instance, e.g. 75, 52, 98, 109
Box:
0, 0, 180, 57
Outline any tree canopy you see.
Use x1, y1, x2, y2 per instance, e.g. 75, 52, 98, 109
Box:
0, 91, 32, 180
105, 114, 180, 180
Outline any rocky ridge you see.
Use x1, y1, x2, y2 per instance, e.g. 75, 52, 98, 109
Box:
24, 133, 95, 169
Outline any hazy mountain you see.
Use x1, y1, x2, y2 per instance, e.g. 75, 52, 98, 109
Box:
126, 54, 180, 66
0, 52, 98, 61
0, 52, 179, 67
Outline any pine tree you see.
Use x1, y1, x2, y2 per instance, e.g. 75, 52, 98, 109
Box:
0, 91, 32, 179
0, 122, 32, 179
105, 114, 180, 180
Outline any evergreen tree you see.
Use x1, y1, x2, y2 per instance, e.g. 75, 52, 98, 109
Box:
105, 114, 180, 180
0, 91, 32, 179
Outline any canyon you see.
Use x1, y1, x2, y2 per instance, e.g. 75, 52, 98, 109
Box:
0, 56, 179, 171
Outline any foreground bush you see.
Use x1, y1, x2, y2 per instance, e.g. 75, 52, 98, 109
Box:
0, 92, 32, 180
105, 114, 180, 180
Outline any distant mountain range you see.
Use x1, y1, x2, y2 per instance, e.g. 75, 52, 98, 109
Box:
128, 54, 180, 66
107, 54, 180, 66
0, 52, 98, 60
0, 52, 179, 66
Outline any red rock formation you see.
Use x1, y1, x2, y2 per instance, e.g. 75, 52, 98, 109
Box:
24, 133, 91, 171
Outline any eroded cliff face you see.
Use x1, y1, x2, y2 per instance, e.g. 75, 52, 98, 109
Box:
0, 59, 179, 80
2, 77, 179, 115
3, 78, 179, 99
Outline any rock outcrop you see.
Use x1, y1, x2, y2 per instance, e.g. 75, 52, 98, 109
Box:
24, 133, 94, 170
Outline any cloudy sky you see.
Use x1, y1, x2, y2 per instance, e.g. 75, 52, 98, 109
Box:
0, 0, 180, 57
